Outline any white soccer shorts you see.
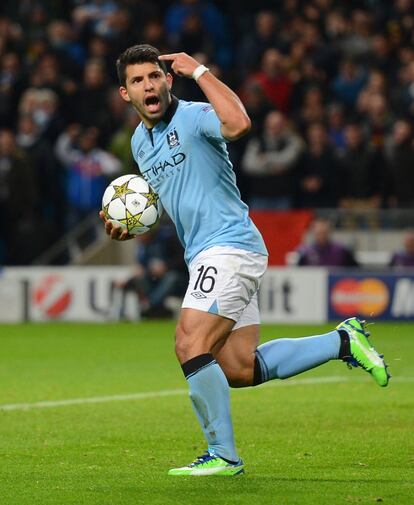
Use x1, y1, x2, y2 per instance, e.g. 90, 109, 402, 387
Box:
182, 246, 268, 330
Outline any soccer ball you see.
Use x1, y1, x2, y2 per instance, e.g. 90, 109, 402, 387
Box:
102, 174, 163, 235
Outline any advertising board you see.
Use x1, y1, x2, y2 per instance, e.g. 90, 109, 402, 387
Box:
328, 271, 414, 320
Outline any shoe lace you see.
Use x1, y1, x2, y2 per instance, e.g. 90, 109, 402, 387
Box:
344, 357, 359, 369
189, 452, 216, 467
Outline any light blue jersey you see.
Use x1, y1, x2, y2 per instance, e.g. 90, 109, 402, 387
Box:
131, 96, 267, 265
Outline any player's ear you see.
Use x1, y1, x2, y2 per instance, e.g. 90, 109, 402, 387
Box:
119, 86, 131, 102
166, 72, 173, 90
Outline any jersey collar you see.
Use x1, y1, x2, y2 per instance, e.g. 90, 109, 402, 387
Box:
162, 94, 179, 125
148, 95, 179, 134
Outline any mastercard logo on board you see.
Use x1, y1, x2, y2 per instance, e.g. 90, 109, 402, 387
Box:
331, 278, 390, 317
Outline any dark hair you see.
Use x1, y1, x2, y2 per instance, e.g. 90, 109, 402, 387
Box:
116, 44, 167, 87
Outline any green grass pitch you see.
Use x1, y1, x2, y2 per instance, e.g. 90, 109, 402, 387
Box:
0, 321, 413, 505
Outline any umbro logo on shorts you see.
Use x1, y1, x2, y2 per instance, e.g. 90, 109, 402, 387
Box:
190, 291, 207, 299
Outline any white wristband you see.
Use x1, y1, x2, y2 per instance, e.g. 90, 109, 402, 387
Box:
192, 64, 210, 82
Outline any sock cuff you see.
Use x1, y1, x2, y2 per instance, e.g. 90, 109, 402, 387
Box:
181, 353, 216, 379
254, 349, 269, 384
338, 329, 351, 360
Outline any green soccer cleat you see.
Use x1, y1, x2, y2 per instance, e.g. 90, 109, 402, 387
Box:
168, 452, 245, 476
336, 317, 390, 387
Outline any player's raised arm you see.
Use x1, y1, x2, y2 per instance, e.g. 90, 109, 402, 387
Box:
159, 52, 251, 141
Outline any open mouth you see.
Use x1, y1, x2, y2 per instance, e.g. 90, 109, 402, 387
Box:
145, 95, 160, 113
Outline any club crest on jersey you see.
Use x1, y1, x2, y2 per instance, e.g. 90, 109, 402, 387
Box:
166, 128, 180, 149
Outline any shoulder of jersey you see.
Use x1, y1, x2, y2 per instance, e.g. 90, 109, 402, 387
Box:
131, 123, 144, 143
179, 100, 211, 114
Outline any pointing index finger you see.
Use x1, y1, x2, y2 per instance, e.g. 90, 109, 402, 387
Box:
158, 54, 177, 61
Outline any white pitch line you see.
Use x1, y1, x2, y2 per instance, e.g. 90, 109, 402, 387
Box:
0, 376, 412, 412
0, 388, 188, 412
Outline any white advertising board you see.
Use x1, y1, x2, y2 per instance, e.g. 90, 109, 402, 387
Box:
1, 266, 327, 323
0, 267, 136, 322
0, 272, 23, 322
258, 267, 327, 323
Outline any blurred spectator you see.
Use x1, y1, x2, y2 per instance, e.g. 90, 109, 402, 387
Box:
296, 122, 339, 208
46, 19, 86, 78
28, 53, 77, 119
141, 19, 170, 55
238, 82, 270, 137
87, 34, 112, 70
389, 229, 414, 267
294, 86, 326, 134
55, 124, 121, 229
0, 52, 24, 127
360, 92, 394, 148
24, 34, 50, 69
332, 59, 368, 109
101, 86, 130, 144
16, 113, 63, 241
279, 0, 301, 26
300, 21, 338, 79
369, 35, 397, 79
114, 223, 187, 319
384, 118, 414, 208
108, 107, 140, 174
296, 217, 359, 267
338, 9, 374, 61
170, 10, 214, 60
280, 12, 306, 46
71, 0, 119, 40
388, 0, 414, 45
364, 69, 388, 96
19, 88, 66, 144
227, 81, 272, 202
165, 0, 231, 67
241, 110, 304, 210
286, 40, 307, 85
74, 58, 109, 130
337, 122, 385, 212
105, 8, 136, 46
16, 2, 49, 40
117, 3, 161, 43
238, 10, 285, 78
36, 88, 66, 143
243, 48, 293, 114
326, 102, 346, 149
392, 60, 414, 120
290, 56, 327, 113
0, 129, 39, 264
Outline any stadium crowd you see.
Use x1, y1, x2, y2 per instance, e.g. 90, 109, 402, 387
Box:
1, 0, 414, 264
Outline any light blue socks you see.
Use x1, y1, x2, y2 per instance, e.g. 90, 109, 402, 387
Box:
182, 353, 238, 462
181, 331, 341, 461
255, 330, 341, 382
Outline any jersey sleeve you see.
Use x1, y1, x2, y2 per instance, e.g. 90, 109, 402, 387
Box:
193, 103, 227, 142
130, 132, 139, 165
130, 129, 144, 174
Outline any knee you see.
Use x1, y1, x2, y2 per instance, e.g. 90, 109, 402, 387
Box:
174, 323, 205, 363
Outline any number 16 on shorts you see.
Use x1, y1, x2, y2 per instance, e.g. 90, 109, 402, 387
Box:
193, 265, 217, 294
181, 246, 267, 320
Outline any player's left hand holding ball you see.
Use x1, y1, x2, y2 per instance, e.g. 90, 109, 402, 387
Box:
99, 211, 134, 241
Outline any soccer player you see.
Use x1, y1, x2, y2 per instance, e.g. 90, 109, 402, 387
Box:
99, 44, 390, 476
